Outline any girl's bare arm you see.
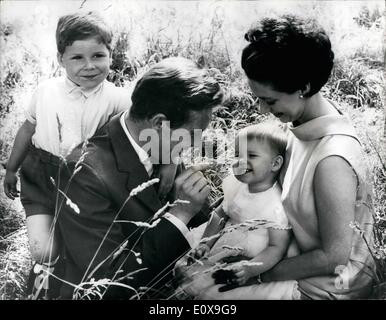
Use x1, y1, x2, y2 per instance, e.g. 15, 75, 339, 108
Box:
233, 228, 291, 284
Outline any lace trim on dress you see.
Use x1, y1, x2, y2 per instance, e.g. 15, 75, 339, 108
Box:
226, 219, 291, 232
268, 225, 292, 230
292, 281, 302, 300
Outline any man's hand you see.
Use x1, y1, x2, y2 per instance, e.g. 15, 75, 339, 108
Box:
3, 170, 19, 200
169, 163, 211, 224
156, 164, 178, 200
188, 243, 211, 262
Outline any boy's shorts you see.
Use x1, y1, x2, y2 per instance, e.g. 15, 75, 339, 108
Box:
20, 145, 64, 217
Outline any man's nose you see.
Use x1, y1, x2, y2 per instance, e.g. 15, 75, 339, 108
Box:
258, 100, 270, 114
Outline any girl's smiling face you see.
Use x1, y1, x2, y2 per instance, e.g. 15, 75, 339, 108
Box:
248, 79, 306, 124
58, 36, 111, 90
232, 135, 279, 189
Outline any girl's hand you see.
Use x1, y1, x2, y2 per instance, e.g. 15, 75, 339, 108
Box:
3, 170, 19, 200
233, 265, 256, 285
231, 261, 263, 286
213, 266, 261, 292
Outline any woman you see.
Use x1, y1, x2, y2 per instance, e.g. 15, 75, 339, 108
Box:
202, 15, 375, 300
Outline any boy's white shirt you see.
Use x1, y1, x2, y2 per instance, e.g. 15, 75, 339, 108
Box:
119, 111, 195, 248
26, 76, 131, 157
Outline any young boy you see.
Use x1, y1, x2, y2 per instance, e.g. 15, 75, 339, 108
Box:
3, 11, 131, 299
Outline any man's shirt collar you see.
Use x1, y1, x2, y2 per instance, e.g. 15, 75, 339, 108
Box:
120, 110, 153, 175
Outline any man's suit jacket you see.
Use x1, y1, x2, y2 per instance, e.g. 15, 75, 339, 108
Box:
57, 113, 194, 299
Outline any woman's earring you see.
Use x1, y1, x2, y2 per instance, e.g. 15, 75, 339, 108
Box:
299, 94, 304, 99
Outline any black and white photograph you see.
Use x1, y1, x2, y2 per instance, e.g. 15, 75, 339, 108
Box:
0, 0, 385, 303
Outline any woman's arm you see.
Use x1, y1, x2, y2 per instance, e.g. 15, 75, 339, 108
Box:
262, 156, 357, 282
3, 120, 36, 199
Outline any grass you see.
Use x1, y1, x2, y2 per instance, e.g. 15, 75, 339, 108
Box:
0, 0, 385, 299
0, 174, 30, 299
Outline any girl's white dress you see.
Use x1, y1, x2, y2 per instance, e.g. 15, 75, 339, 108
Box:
178, 175, 300, 300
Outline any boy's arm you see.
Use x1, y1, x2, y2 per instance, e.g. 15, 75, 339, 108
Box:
3, 120, 35, 199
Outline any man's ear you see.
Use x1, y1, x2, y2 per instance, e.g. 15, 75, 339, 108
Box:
149, 113, 169, 130
57, 52, 64, 68
271, 155, 284, 173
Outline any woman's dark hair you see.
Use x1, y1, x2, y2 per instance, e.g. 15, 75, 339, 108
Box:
56, 11, 112, 55
241, 15, 334, 97
130, 57, 223, 128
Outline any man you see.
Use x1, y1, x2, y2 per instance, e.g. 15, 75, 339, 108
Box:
57, 57, 223, 299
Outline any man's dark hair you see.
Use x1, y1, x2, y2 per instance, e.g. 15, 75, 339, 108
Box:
56, 11, 113, 55
130, 57, 223, 128
241, 15, 334, 97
